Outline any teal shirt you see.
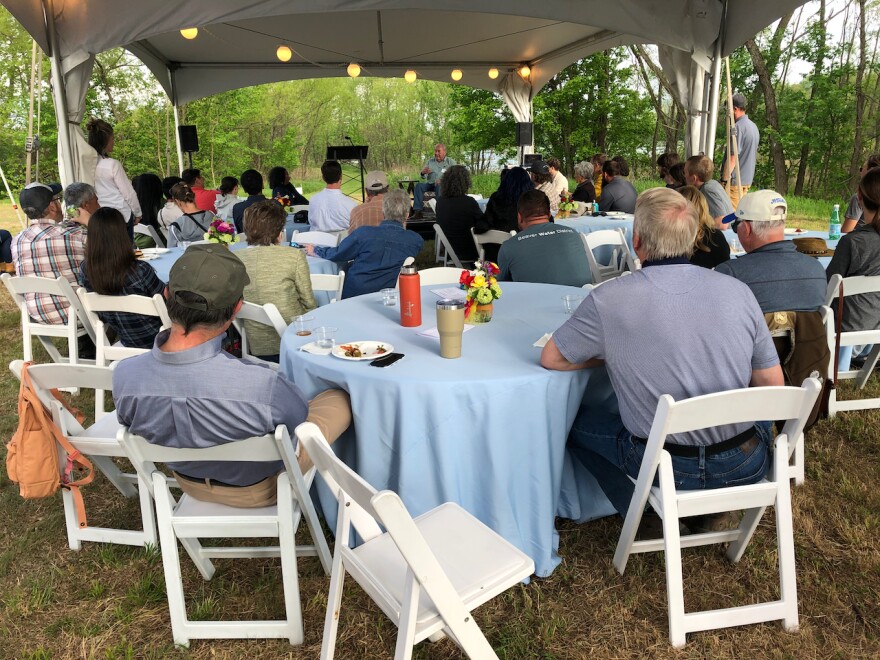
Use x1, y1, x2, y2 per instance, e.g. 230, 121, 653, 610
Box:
497, 222, 591, 287
423, 157, 457, 184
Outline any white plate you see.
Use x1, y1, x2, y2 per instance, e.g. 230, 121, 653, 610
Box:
331, 341, 394, 361
137, 254, 158, 261
604, 211, 628, 217
784, 228, 807, 235
140, 247, 170, 255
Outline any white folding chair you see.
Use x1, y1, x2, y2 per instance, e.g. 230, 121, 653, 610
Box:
2, 273, 95, 365
581, 228, 640, 283
310, 269, 345, 303
119, 424, 331, 647
10, 360, 158, 550
290, 204, 309, 215
469, 228, 515, 262
133, 223, 166, 248
77, 289, 171, 412
433, 223, 464, 268
613, 378, 821, 647
419, 267, 465, 286
232, 301, 288, 369
824, 274, 880, 415
295, 422, 534, 660
292, 230, 339, 247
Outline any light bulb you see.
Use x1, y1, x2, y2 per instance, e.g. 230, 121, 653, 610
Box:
347, 62, 361, 78
488, 67, 499, 79
404, 69, 417, 83
451, 69, 463, 81
180, 28, 199, 40
519, 65, 531, 78
276, 46, 292, 62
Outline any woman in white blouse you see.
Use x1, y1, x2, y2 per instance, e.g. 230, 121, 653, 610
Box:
86, 118, 142, 240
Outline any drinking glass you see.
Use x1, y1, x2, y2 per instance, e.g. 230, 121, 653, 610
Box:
315, 326, 337, 349
563, 294, 584, 314
293, 314, 314, 337
381, 288, 398, 306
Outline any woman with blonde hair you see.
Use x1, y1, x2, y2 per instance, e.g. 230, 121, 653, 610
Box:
236, 200, 317, 362
679, 185, 730, 269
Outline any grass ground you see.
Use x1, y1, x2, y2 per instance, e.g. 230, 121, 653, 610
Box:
1, 197, 878, 658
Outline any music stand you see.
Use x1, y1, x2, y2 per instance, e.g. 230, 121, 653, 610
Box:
326, 145, 369, 202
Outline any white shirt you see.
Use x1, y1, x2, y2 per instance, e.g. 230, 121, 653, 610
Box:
94, 156, 142, 219
157, 201, 183, 229
550, 171, 569, 203
308, 187, 358, 232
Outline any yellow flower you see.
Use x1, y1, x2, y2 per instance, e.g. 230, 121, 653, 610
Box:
489, 277, 497, 286
472, 275, 486, 288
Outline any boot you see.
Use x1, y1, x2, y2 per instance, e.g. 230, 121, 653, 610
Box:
0, 262, 14, 274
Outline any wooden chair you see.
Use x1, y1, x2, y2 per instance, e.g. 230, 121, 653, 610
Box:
310, 270, 346, 303
119, 424, 331, 647
10, 360, 158, 550
232, 301, 288, 368
824, 274, 880, 415
613, 378, 821, 647
295, 422, 534, 659
581, 228, 640, 284
2, 273, 95, 365
469, 228, 515, 262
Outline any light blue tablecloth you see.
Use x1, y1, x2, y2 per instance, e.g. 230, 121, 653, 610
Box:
556, 214, 634, 251
280, 282, 615, 577
147, 245, 339, 305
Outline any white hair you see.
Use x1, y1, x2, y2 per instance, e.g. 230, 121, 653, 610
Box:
633, 188, 699, 260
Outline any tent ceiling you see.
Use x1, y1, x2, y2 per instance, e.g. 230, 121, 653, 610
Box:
3, 0, 807, 104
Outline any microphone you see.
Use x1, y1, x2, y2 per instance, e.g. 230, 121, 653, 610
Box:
344, 135, 354, 144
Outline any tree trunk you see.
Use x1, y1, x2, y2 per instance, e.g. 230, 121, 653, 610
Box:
794, 0, 826, 196
746, 39, 788, 193
850, 0, 868, 183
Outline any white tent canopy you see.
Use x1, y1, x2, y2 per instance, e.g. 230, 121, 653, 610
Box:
3, 0, 806, 184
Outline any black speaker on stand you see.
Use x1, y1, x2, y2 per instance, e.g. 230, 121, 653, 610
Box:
516, 122, 533, 146
178, 125, 199, 169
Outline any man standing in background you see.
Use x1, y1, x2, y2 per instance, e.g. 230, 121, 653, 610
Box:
722, 93, 760, 209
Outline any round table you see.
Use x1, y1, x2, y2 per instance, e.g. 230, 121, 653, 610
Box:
280, 281, 615, 577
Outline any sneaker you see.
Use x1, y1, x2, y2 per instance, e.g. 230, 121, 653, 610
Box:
682, 511, 740, 534
0, 262, 14, 274
410, 210, 424, 220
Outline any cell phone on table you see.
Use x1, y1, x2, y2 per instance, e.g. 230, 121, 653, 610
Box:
370, 352, 405, 368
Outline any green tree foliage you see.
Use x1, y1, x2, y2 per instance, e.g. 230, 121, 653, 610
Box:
447, 87, 517, 172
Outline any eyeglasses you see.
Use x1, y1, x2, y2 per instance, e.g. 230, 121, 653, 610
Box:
731, 219, 751, 233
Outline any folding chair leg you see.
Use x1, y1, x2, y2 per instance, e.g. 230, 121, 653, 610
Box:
91, 456, 138, 498
725, 506, 765, 563
658, 456, 687, 648
773, 438, 799, 632
277, 475, 304, 644
37, 335, 64, 363
61, 488, 83, 551
394, 571, 420, 660
291, 466, 332, 574
855, 345, 880, 389
320, 545, 347, 660
153, 474, 192, 647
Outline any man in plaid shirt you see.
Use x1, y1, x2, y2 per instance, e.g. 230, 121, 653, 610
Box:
12, 182, 87, 325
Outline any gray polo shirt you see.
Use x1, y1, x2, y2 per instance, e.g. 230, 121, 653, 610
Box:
700, 179, 734, 220
714, 240, 827, 313
597, 177, 637, 213
552, 264, 778, 445
731, 114, 759, 186
422, 156, 457, 185
826, 223, 880, 332
497, 222, 591, 286
113, 330, 309, 485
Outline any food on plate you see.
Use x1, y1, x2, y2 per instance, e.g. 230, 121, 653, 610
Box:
341, 344, 363, 358
374, 345, 388, 354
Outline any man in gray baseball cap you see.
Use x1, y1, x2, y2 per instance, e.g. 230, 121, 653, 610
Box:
113, 244, 352, 507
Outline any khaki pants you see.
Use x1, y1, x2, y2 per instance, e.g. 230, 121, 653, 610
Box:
174, 389, 352, 508
727, 184, 750, 209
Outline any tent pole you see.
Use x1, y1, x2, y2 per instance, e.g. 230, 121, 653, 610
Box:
0, 163, 26, 229
172, 105, 184, 176
44, 0, 74, 186
26, 40, 38, 184
706, 38, 723, 159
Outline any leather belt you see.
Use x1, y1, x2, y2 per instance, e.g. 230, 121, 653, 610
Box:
631, 426, 758, 457
174, 471, 246, 488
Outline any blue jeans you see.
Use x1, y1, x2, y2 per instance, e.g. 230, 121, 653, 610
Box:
837, 344, 875, 372
413, 182, 440, 210
568, 407, 772, 517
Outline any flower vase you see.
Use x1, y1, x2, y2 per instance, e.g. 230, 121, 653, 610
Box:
468, 302, 493, 324
557, 210, 569, 219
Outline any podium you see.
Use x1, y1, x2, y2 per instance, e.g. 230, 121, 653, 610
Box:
326, 145, 369, 202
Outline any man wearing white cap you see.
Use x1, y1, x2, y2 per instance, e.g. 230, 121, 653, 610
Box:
349, 170, 389, 231
11, 182, 87, 325
715, 190, 826, 313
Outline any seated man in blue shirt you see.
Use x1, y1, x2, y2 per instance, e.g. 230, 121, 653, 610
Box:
305, 188, 424, 298
497, 189, 591, 287
113, 244, 352, 508
715, 190, 826, 313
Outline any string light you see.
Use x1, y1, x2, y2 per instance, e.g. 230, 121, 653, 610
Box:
404, 69, 417, 83
519, 65, 531, 79
451, 69, 463, 81
347, 62, 361, 78
276, 46, 292, 62
180, 28, 199, 40
488, 68, 499, 79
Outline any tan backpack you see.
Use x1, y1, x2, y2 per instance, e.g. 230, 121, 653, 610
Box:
5, 362, 94, 527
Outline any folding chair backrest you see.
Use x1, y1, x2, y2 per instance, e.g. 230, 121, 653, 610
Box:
470, 227, 515, 262
290, 205, 309, 214
2, 273, 96, 362
582, 228, 637, 284
292, 230, 338, 247
433, 223, 463, 268
310, 270, 345, 302
232, 301, 288, 364
133, 223, 166, 248
825, 274, 880, 345
120, 425, 297, 499
419, 266, 465, 286
77, 290, 170, 365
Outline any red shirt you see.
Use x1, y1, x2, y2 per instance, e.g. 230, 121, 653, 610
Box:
192, 185, 219, 213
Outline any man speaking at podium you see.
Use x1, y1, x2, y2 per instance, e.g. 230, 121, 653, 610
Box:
412, 143, 456, 219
